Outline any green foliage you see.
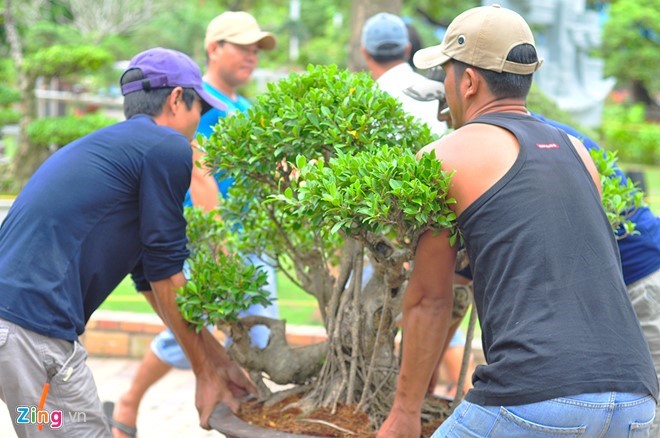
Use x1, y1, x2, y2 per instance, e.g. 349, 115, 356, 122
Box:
202, 64, 440, 260
0, 108, 20, 127
294, 1, 350, 68
26, 114, 116, 149
601, 0, 660, 95
600, 104, 660, 165
0, 82, 21, 128
176, 207, 272, 332
287, 147, 457, 245
0, 75, 20, 128
590, 148, 646, 237
0, 86, 20, 107
23, 45, 113, 79
0, 60, 17, 88
23, 21, 85, 53
97, 34, 140, 61
180, 64, 448, 326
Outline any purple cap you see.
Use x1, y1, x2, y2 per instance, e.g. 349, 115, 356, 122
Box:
120, 47, 226, 114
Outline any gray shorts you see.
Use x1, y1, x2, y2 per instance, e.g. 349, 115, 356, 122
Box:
0, 317, 111, 437
628, 267, 660, 436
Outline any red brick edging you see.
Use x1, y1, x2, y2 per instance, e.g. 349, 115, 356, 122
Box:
82, 310, 329, 359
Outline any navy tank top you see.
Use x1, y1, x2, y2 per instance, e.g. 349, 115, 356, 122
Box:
458, 112, 658, 406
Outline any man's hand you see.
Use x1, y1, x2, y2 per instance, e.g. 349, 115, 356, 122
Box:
377, 405, 421, 438
196, 331, 258, 429
195, 359, 257, 429
146, 275, 258, 430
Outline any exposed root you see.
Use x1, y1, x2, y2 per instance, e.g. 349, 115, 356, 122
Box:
265, 384, 312, 408
249, 370, 272, 401
297, 418, 356, 435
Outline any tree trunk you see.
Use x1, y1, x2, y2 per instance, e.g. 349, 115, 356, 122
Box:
631, 80, 660, 121
631, 80, 656, 107
223, 237, 469, 429
4, 0, 46, 187
302, 252, 402, 427
347, 0, 403, 72
11, 79, 48, 188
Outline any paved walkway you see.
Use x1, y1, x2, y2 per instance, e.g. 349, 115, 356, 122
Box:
1, 357, 223, 438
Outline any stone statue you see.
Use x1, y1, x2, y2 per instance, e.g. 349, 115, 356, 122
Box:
484, 0, 614, 127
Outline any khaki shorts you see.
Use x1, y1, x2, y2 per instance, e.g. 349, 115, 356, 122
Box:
0, 317, 111, 438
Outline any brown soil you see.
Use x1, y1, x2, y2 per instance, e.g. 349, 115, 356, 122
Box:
239, 394, 446, 437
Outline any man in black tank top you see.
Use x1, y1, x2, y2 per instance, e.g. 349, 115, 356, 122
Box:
378, 6, 658, 438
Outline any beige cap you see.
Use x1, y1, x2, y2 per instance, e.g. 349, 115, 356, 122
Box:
205, 11, 276, 51
413, 4, 543, 74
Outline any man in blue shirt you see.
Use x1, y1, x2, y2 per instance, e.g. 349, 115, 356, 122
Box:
109, 12, 279, 437
0, 48, 256, 438
194, 10, 280, 351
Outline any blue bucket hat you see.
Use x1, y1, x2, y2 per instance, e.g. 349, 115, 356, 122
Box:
361, 13, 409, 57
120, 47, 226, 114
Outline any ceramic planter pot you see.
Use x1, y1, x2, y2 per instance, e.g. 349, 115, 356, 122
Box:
210, 404, 315, 438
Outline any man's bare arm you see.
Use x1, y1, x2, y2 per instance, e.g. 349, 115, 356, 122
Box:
143, 273, 256, 428
378, 229, 457, 437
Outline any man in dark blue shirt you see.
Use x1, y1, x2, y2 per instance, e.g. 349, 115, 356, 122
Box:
0, 47, 256, 437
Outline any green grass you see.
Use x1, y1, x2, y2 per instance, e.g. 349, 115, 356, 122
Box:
631, 164, 660, 212
98, 276, 155, 313
99, 270, 322, 326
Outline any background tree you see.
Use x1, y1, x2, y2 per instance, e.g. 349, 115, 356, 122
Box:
0, 59, 19, 130
601, 0, 660, 111
1, 0, 142, 186
66, 0, 164, 43
409, 0, 479, 30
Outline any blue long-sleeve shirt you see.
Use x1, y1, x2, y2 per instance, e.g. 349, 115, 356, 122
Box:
532, 113, 660, 285
0, 115, 191, 341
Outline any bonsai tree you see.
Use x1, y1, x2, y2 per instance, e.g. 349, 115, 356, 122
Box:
177, 64, 644, 431
178, 64, 460, 428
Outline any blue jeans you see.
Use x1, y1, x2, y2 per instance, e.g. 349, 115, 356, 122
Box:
433, 393, 655, 437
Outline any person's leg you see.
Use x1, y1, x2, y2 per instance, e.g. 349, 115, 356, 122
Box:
0, 317, 111, 438
437, 329, 475, 398
110, 349, 171, 438
110, 328, 192, 437
627, 268, 660, 435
